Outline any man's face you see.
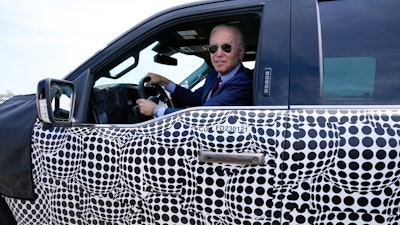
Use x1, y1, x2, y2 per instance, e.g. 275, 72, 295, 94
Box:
209, 28, 244, 75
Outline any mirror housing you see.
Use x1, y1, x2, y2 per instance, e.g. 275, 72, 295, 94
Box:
154, 54, 177, 66
36, 78, 75, 125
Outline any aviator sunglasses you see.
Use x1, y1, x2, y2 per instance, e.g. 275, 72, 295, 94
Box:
209, 43, 241, 54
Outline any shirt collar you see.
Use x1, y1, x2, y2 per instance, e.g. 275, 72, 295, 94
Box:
219, 63, 241, 83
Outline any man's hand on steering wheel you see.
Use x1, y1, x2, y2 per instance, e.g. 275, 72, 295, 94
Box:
135, 98, 157, 116
133, 75, 174, 122
145, 72, 170, 87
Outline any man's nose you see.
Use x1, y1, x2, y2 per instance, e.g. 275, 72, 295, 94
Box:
215, 47, 225, 55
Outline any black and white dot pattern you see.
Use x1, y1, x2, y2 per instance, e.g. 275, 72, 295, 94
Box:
4, 108, 400, 224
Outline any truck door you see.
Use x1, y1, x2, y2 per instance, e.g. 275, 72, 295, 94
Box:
4, 1, 295, 224
288, 0, 400, 224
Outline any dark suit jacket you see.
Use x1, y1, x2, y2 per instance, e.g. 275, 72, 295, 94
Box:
165, 64, 252, 115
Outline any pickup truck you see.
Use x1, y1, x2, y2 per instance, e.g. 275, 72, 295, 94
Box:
1, 0, 399, 224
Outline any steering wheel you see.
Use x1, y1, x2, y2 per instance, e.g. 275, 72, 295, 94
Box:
134, 76, 174, 121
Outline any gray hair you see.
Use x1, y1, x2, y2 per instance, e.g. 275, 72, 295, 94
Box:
209, 24, 245, 46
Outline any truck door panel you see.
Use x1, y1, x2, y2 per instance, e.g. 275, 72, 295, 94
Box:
287, 0, 400, 224
5, 108, 287, 224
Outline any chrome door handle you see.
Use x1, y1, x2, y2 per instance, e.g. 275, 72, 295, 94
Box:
199, 151, 265, 165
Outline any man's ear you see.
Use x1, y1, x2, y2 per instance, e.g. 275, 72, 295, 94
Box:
239, 46, 245, 61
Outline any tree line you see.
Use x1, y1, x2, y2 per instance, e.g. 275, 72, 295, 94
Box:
0, 91, 14, 98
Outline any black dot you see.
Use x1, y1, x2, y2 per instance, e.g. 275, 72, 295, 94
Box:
348, 126, 358, 134
348, 149, 360, 159
361, 126, 372, 134
348, 137, 360, 147
362, 162, 373, 171
349, 162, 359, 171
357, 197, 369, 207
344, 196, 355, 206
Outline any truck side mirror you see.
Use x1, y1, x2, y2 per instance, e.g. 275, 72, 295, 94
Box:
36, 78, 75, 125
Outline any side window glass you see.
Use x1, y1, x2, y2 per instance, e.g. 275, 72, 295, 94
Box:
323, 57, 375, 103
319, 0, 400, 105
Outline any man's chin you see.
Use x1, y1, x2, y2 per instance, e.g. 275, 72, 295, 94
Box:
215, 67, 227, 74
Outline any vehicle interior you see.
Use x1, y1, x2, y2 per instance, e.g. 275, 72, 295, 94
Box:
88, 13, 260, 124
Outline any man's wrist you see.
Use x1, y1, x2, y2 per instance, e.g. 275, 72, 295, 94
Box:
153, 106, 160, 117
160, 77, 170, 86
153, 106, 167, 117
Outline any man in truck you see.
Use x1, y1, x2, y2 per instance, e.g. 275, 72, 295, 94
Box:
136, 24, 253, 117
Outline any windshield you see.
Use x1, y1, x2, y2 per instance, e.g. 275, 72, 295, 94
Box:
94, 42, 205, 89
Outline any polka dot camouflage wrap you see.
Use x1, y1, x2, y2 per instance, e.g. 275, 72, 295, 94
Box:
4, 108, 400, 224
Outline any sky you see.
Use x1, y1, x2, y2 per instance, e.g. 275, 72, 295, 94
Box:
0, 0, 198, 95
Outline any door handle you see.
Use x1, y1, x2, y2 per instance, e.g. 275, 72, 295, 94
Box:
199, 151, 265, 165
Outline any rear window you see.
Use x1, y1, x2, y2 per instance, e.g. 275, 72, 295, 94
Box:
320, 0, 400, 105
